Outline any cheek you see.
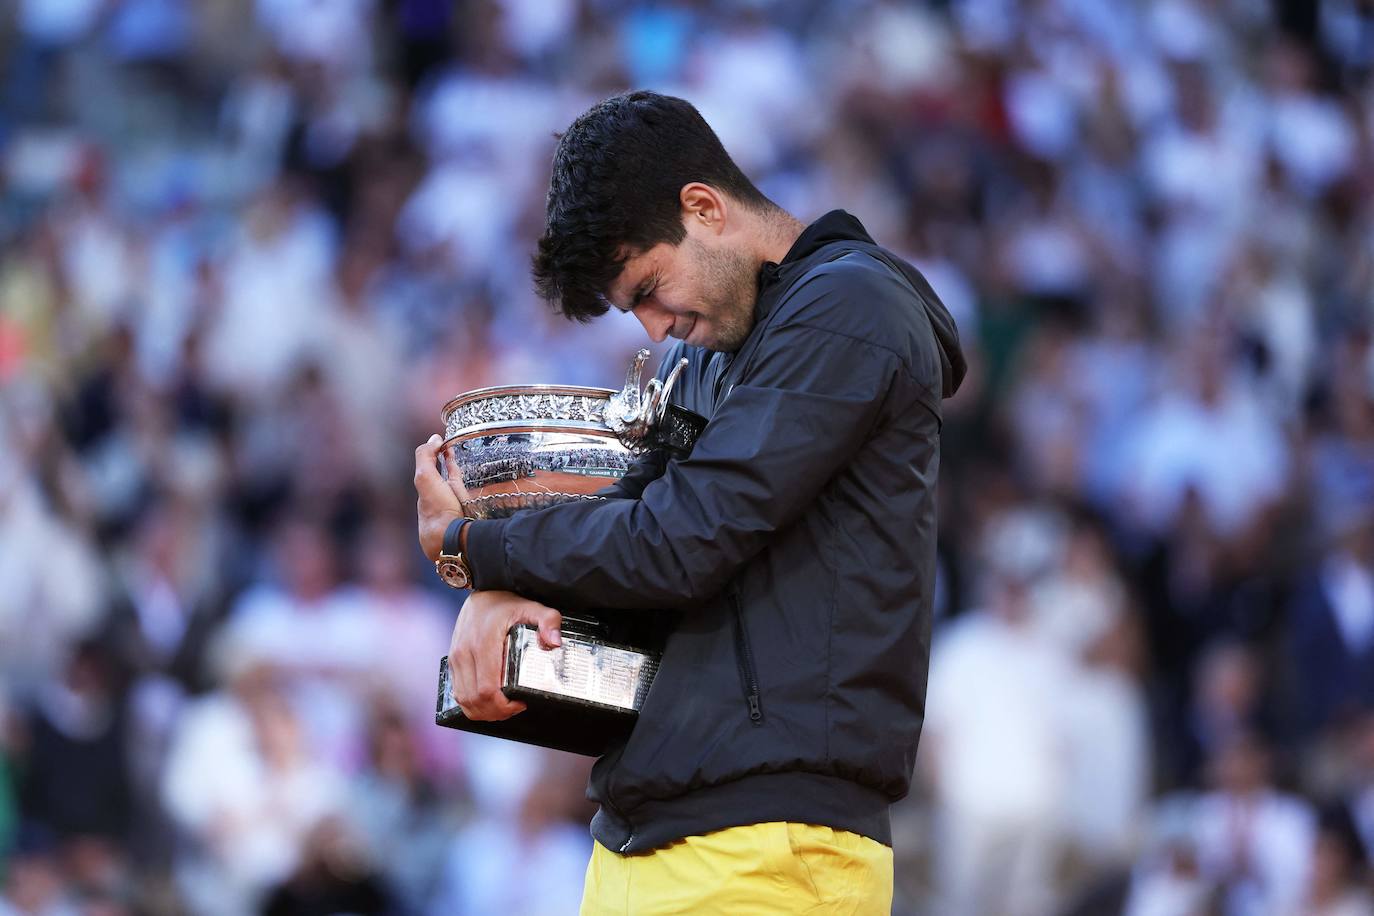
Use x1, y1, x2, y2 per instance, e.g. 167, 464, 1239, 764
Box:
690, 278, 727, 316
651, 282, 695, 316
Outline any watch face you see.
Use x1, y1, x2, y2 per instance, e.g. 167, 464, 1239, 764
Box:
436, 557, 470, 590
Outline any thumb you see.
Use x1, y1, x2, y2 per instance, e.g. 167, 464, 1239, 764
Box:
521, 604, 562, 649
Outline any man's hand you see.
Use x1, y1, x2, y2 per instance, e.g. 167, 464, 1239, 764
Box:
449, 590, 563, 721
415, 433, 469, 561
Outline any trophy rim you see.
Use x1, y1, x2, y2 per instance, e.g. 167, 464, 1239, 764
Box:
439, 383, 616, 422
441, 421, 621, 444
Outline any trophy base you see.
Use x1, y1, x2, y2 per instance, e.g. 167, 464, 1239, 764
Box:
435, 619, 661, 757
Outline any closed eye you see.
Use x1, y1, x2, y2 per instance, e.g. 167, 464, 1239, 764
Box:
631, 280, 656, 309
606, 277, 655, 313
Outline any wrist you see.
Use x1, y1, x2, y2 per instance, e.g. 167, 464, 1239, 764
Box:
436, 516, 474, 590
442, 515, 470, 557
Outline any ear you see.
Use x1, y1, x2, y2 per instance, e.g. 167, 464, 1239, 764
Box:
679, 183, 727, 235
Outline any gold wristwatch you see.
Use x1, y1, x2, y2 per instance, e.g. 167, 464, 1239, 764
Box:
435, 517, 473, 590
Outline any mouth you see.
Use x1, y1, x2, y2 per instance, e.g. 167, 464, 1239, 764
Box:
672, 317, 697, 341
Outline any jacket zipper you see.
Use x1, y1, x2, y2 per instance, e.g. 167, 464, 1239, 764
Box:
730, 588, 764, 725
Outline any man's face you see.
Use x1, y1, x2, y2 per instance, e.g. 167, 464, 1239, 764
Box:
604, 219, 758, 353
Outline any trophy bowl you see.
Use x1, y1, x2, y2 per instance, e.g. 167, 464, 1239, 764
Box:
434, 351, 703, 756
438, 383, 633, 520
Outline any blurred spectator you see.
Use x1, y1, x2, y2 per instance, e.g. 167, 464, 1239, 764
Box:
342, 519, 454, 758
0, 389, 104, 696
430, 747, 593, 916
5, 0, 101, 132
200, 182, 335, 402
1173, 641, 1272, 789
1336, 712, 1374, 867
1193, 732, 1315, 916
1286, 511, 1374, 738
261, 816, 392, 916
1286, 806, 1374, 916
16, 642, 132, 845
161, 657, 347, 916
1122, 330, 1289, 543
1261, 40, 1357, 200
923, 512, 1076, 916
1005, 322, 1095, 497
104, 498, 229, 692
1307, 330, 1374, 544
1060, 607, 1151, 881
348, 702, 453, 913
1122, 802, 1214, 916
1141, 56, 1261, 328
103, 496, 234, 869
1029, 510, 1129, 654
217, 516, 373, 768
314, 244, 408, 482
0, 828, 78, 916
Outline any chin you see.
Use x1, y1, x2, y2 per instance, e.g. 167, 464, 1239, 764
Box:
712, 329, 751, 353
688, 328, 725, 352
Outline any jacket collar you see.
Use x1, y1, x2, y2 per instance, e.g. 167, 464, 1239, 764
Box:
754, 210, 873, 323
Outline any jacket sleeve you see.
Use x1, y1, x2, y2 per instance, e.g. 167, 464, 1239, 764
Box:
465, 316, 903, 611
597, 448, 669, 500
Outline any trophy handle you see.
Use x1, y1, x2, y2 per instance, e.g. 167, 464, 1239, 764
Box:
655, 357, 690, 423
608, 348, 651, 426
606, 350, 691, 450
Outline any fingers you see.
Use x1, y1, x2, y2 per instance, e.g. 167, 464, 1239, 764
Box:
469, 630, 526, 721
454, 647, 523, 721
449, 593, 564, 721
414, 433, 441, 479
448, 615, 476, 716
448, 651, 473, 715
416, 434, 464, 560
414, 435, 452, 502
442, 443, 471, 502
519, 603, 563, 649
459, 636, 525, 721
449, 592, 529, 722
464, 698, 527, 721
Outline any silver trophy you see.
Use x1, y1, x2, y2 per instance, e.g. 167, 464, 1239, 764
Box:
434, 350, 702, 756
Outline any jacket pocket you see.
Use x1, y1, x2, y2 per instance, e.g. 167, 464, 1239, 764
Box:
730, 588, 765, 725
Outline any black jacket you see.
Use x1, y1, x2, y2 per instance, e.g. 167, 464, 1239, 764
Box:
466, 211, 965, 853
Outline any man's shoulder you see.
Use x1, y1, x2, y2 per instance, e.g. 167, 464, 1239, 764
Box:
771, 246, 941, 372
778, 247, 925, 332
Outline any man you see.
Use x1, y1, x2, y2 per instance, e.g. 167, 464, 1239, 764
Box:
414, 91, 965, 913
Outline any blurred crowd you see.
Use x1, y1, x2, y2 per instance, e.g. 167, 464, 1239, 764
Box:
1, 0, 1373, 914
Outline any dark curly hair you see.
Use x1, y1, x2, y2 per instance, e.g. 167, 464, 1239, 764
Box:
532, 91, 772, 322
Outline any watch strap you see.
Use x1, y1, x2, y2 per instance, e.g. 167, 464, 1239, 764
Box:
442, 516, 470, 557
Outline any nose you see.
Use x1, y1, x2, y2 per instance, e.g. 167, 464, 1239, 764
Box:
633, 302, 674, 343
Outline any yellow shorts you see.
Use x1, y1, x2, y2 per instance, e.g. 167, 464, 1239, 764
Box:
579, 821, 893, 915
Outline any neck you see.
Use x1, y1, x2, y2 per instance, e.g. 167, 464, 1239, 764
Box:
747, 206, 806, 268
